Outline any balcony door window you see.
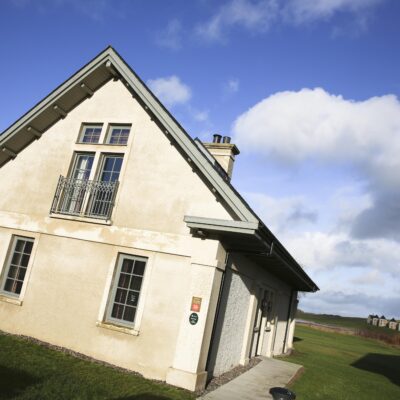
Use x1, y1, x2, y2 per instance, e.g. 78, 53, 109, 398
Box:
72, 153, 94, 180
99, 155, 123, 183
89, 155, 123, 218
63, 153, 94, 214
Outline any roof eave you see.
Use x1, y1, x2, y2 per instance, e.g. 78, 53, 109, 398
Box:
185, 216, 318, 292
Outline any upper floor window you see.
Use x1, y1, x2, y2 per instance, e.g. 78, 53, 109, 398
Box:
106, 125, 131, 145
78, 124, 103, 144
1, 236, 34, 297
50, 152, 123, 221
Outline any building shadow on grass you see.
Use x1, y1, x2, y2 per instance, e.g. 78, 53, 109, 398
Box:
351, 353, 400, 386
293, 337, 302, 342
112, 394, 175, 400
0, 365, 40, 398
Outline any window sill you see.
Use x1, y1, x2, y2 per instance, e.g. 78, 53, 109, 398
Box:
49, 213, 112, 226
74, 143, 127, 149
0, 294, 23, 306
96, 321, 139, 336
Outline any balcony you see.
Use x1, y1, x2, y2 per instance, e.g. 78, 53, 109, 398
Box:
50, 175, 119, 221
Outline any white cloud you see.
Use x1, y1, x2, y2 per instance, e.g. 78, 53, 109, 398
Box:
196, 0, 386, 41
242, 186, 400, 317
351, 269, 384, 285
155, 19, 183, 50
245, 192, 317, 233
284, 0, 385, 24
227, 79, 240, 93
233, 87, 400, 242
196, 0, 279, 41
192, 109, 209, 122
147, 76, 192, 108
233, 88, 400, 188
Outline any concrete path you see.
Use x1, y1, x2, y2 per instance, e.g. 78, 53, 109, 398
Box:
199, 357, 302, 400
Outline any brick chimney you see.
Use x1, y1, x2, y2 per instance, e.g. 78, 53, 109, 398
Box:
203, 134, 240, 178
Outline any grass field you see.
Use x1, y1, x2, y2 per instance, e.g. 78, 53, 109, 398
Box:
297, 310, 400, 337
286, 325, 400, 400
0, 332, 193, 400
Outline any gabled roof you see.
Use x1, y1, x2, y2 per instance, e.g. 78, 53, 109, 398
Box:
0, 46, 318, 292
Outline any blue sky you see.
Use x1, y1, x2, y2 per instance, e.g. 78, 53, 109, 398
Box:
1, 0, 400, 318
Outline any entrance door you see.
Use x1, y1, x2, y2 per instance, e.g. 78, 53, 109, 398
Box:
249, 288, 269, 358
260, 290, 275, 357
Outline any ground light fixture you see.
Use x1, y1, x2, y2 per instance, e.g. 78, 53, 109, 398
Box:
269, 387, 296, 400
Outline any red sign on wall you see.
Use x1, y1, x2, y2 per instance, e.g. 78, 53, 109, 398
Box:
191, 297, 202, 312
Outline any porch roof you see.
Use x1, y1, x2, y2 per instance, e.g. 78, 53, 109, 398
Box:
184, 216, 319, 292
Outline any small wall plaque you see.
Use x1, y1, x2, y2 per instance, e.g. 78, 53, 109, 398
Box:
191, 296, 202, 312
189, 313, 199, 325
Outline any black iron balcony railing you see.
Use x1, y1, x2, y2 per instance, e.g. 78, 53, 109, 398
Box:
50, 175, 119, 221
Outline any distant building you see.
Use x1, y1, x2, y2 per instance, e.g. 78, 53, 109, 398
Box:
388, 318, 398, 330
367, 315, 373, 324
371, 315, 379, 326
378, 316, 388, 327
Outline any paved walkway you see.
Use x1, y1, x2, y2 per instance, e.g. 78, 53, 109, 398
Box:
199, 357, 302, 400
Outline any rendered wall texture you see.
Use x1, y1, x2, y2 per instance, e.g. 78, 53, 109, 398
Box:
208, 269, 252, 376
207, 253, 295, 377
0, 79, 228, 384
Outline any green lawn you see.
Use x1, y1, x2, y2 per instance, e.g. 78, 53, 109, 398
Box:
286, 325, 400, 400
0, 332, 194, 400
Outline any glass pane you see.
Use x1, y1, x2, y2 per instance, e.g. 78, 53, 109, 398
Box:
101, 172, 111, 182
4, 279, 15, 293
111, 303, 124, 320
17, 268, 26, 281
118, 273, 131, 289
73, 155, 94, 180
113, 157, 123, 171
121, 259, 134, 273
11, 252, 21, 266
24, 241, 33, 254
7, 265, 18, 279
103, 158, 115, 172
20, 254, 30, 267
115, 288, 127, 304
134, 261, 146, 276
108, 127, 130, 145
15, 240, 24, 252
80, 126, 101, 143
130, 276, 142, 291
126, 291, 139, 306
15, 281, 23, 294
123, 306, 136, 322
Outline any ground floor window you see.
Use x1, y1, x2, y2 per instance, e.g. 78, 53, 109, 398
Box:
1, 236, 34, 297
106, 254, 147, 327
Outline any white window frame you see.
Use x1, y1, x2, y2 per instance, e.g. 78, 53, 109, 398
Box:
106, 254, 147, 328
105, 124, 132, 145
97, 250, 153, 335
0, 234, 37, 303
77, 123, 104, 144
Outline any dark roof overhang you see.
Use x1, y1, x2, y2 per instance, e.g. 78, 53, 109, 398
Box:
184, 216, 319, 292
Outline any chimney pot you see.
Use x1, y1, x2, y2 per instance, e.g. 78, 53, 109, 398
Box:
213, 134, 222, 143
222, 136, 231, 143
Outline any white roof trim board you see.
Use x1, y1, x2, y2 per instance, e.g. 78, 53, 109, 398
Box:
0, 46, 318, 292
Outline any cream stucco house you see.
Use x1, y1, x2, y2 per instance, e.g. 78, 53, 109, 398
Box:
0, 47, 318, 391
